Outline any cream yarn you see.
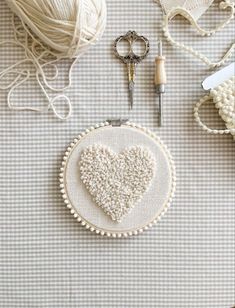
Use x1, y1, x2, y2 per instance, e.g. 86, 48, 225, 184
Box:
0, 0, 106, 119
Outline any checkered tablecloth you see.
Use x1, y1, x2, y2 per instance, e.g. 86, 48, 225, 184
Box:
0, 1, 234, 307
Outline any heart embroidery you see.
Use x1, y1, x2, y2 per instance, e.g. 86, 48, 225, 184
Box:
79, 145, 155, 222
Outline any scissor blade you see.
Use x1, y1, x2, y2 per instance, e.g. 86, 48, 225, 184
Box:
129, 81, 134, 110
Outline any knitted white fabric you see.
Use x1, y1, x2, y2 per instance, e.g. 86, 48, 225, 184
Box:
79, 144, 155, 222
194, 76, 235, 139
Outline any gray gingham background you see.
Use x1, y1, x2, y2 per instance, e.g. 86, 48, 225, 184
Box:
0, 0, 234, 307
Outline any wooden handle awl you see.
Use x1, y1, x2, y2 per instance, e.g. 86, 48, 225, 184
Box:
155, 55, 166, 86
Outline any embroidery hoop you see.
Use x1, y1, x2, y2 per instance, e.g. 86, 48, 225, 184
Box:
59, 121, 176, 237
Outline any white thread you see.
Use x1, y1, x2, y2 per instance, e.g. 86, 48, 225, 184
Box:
194, 76, 235, 137
160, 1, 235, 68
0, 0, 106, 120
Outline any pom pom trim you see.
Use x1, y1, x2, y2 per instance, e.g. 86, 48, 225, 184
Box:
59, 121, 176, 237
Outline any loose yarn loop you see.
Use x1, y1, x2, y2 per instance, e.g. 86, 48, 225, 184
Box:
194, 76, 235, 139
161, 0, 235, 68
0, 0, 106, 119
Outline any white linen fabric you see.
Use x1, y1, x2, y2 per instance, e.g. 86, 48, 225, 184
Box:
0, 0, 234, 307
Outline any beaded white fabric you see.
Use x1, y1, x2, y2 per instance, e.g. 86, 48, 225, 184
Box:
79, 144, 155, 222
211, 76, 235, 131
194, 76, 235, 139
156, 0, 235, 68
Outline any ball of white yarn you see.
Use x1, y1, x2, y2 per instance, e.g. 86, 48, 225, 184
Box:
0, 0, 106, 120
5, 0, 107, 58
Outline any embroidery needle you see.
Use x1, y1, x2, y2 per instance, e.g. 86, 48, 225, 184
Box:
155, 40, 166, 127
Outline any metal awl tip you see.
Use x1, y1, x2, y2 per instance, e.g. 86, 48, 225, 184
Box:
158, 40, 162, 57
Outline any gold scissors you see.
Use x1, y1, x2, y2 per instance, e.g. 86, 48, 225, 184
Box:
114, 31, 150, 109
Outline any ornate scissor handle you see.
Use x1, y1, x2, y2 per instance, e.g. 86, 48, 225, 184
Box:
114, 30, 150, 64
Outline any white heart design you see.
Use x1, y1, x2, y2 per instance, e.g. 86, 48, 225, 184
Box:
79, 145, 155, 222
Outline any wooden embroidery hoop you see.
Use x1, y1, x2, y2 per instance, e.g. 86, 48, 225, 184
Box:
59, 120, 176, 237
